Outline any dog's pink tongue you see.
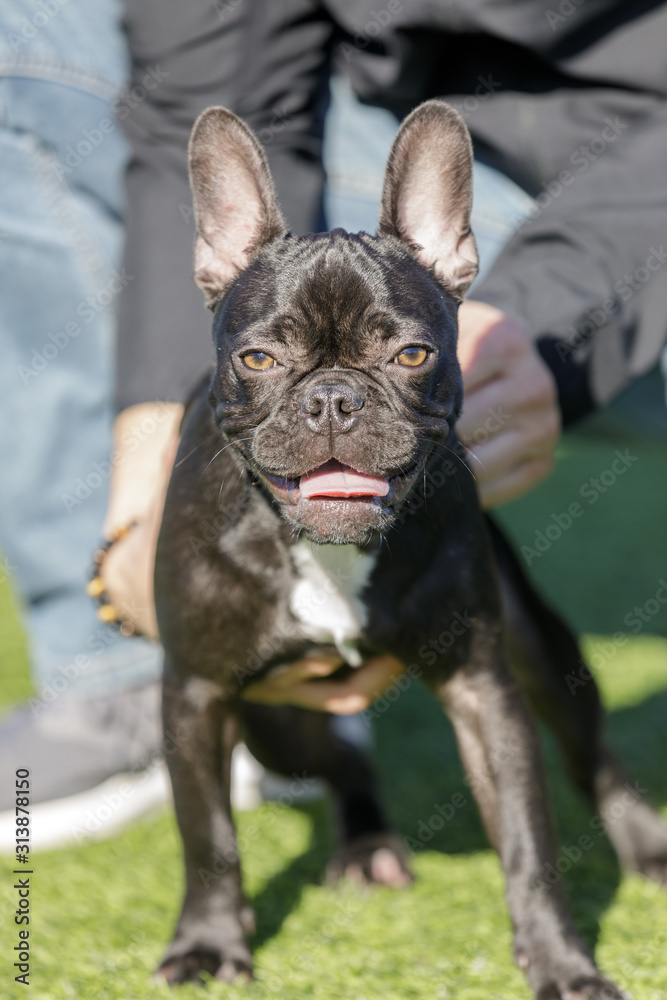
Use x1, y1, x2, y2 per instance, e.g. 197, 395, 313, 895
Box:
300, 461, 389, 499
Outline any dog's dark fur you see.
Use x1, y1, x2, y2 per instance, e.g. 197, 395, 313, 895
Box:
154, 102, 667, 997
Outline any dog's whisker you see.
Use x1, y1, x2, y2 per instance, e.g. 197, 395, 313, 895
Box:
464, 448, 486, 473
198, 436, 254, 483
431, 442, 463, 499
217, 475, 228, 507
441, 443, 476, 480
198, 445, 230, 482
174, 441, 204, 468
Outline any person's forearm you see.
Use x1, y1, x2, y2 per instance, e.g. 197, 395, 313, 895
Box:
475, 104, 667, 424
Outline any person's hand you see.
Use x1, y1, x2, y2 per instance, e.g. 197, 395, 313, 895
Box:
456, 300, 561, 508
241, 652, 406, 715
100, 402, 183, 640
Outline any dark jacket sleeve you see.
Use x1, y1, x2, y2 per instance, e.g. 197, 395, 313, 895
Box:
474, 103, 667, 425
116, 0, 333, 411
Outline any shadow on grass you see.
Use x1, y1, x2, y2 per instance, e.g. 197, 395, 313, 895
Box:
248, 683, 667, 956
250, 800, 333, 949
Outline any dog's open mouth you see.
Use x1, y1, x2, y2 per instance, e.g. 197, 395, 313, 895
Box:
260, 459, 417, 506
256, 458, 422, 543
299, 460, 390, 500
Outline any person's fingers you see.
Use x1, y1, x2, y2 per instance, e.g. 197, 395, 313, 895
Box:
285, 656, 406, 714
457, 377, 515, 445
457, 301, 525, 390
458, 318, 560, 509
465, 411, 559, 483
269, 681, 371, 715
241, 683, 292, 706
475, 455, 555, 509
240, 655, 345, 703
241, 655, 405, 713
270, 654, 346, 687
459, 354, 558, 442
101, 520, 160, 640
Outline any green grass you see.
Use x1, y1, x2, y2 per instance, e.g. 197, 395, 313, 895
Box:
1, 394, 666, 999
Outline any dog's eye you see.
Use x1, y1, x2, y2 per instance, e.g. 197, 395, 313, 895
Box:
396, 347, 429, 367
242, 352, 275, 371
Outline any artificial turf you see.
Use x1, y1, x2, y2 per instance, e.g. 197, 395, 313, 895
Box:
1, 391, 666, 999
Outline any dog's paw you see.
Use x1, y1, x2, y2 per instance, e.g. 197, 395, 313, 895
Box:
534, 975, 628, 1000
621, 842, 667, 889
603, 792, 667, 889
636, 854, 667, 887
156, 949, 253, 986
155, 923, 254, 987
518, 944, 628, 1000
326, 833, 413, 888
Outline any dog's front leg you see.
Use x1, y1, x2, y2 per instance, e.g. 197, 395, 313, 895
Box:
157, 666, 252, 985
435, 640, 626, 1000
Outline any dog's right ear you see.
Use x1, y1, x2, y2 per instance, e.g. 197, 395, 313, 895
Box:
188, 107, 286, 309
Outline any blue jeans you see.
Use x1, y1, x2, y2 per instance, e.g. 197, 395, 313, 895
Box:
0, 0, 161, 705
324, 76, 536, 280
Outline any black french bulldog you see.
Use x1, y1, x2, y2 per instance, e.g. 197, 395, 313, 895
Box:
154, 101, 667, 996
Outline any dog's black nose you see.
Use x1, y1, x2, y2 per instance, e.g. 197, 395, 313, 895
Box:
301, 381, 364, 433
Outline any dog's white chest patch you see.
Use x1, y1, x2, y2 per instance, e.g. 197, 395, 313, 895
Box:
289, 540, 377, 666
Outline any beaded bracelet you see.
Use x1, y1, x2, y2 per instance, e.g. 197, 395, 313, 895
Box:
87, 521, 139, 637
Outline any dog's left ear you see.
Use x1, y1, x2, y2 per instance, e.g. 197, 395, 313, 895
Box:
188, 107, 286, 308
378, 101, 478, 299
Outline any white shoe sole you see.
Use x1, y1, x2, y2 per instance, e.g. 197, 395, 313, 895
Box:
0, 762, 171, 853
0, 743, 327, 854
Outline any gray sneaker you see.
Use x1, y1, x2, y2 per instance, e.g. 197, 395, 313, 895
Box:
0, 683, 354, 852
0, 682, 171, 851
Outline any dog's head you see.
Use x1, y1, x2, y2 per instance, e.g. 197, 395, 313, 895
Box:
188, 101, 478, 545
